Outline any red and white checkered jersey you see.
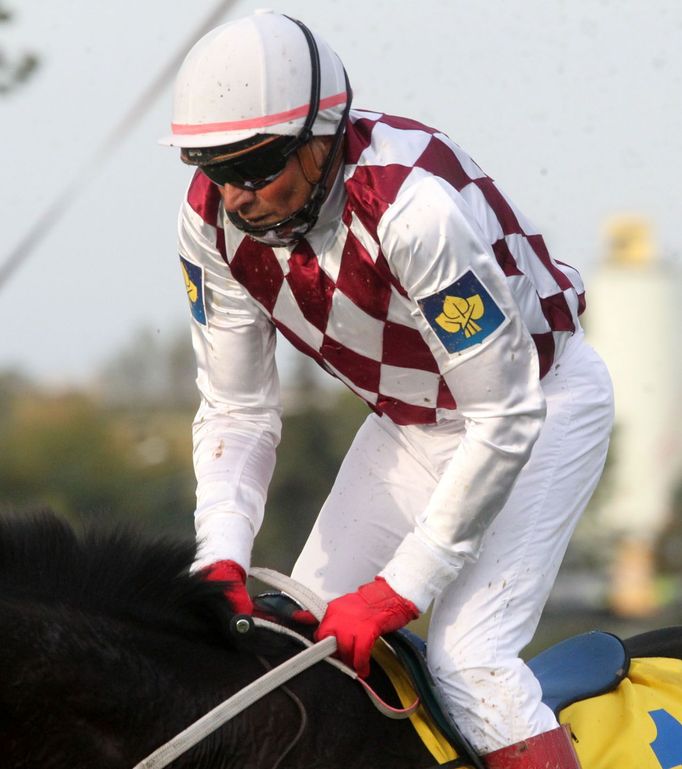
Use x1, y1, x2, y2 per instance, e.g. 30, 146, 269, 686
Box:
182, 109, 584, 428
180, 109, 581, 583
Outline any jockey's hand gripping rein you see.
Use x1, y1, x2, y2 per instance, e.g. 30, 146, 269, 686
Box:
315, 577, 419, 678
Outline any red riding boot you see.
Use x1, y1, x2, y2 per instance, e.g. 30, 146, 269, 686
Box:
482, 725, 581, 769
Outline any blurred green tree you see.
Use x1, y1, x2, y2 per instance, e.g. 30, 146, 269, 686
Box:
95, 328, 198, 409
0, 3, 39, 95
0, 336, 370, 571
0, 384, 195, 536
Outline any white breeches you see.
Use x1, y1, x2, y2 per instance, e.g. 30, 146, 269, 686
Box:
291, 332, 614, 753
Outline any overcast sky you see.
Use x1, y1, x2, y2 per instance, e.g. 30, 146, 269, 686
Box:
2, 0, 681, 386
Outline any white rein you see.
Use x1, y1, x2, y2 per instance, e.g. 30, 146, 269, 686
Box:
132, 568, 418, 769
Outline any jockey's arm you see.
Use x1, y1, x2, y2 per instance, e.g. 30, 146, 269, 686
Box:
178, 197, 282, 574
376, 177, 547, 611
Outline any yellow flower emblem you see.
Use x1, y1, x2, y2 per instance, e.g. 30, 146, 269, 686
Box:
435, 294, 485, 338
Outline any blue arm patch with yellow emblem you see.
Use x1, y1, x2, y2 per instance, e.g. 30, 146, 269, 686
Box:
180, 255, 207, 326
418, 269, 507, 354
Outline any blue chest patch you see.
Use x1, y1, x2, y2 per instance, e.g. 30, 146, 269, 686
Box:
418, 269, 507, 354
180, 255, 207, 326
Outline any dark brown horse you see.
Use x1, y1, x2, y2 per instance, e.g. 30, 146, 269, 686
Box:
0, 514, 432, 769
1, 513, 681, 769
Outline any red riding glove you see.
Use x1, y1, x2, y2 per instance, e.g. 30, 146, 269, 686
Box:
315, 577, 419, 678
202, 559, 254, 615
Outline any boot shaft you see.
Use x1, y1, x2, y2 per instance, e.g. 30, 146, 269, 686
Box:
482, 725, 580, 769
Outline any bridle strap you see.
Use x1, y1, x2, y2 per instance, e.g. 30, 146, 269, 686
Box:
257, 655, 309, 769
132, 569, 420, 769
132, 636, 338, 769
252, 617, 420, 720
249, 566, 329, 620
250, 568, 421, 720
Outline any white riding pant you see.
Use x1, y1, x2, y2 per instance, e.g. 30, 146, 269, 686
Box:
291, 332, 614, 753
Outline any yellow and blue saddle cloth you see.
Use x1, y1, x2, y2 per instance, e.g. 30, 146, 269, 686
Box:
375, 628, 682, 769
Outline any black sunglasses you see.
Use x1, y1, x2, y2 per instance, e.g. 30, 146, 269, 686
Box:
199, 135, 299, 190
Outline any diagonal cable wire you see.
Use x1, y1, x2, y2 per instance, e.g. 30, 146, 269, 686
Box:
0, 0, 237, 291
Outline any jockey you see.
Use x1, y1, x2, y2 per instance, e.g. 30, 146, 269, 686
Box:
162, 11, 613, 768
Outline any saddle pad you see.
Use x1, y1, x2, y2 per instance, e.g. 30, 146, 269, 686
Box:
527, 631, 629, 715
379, 631, 488, 768
560, 656, 682, 769
372, 639, 459, 766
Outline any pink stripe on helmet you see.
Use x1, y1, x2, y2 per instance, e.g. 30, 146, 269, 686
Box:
172, 91, 347, 136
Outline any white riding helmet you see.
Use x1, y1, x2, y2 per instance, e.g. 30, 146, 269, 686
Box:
160, 10, 349, 149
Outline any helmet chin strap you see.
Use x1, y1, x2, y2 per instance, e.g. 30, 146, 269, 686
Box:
226, 152, 341, 246
225, 174, 330, 247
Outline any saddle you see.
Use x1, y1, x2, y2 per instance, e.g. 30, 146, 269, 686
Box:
254, 592, 629, 767
379, 629, 628, 767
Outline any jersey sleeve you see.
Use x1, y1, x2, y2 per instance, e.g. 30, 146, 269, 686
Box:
178, 195, 282, 573
376, 176, 547, 611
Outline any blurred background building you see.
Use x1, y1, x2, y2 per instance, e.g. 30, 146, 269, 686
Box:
585, 217, 682, 618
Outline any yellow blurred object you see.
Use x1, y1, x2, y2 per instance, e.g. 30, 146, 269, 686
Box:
604, 216, 655, 266
609, 538, 660, 618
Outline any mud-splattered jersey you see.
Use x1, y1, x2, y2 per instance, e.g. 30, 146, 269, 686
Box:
180, 109, 581, 584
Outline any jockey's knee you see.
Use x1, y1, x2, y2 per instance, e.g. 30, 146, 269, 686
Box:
426, 649, 555, 753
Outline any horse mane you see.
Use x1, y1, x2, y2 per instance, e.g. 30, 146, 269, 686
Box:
0, 513, 307, 768
0, 511, 233, 642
